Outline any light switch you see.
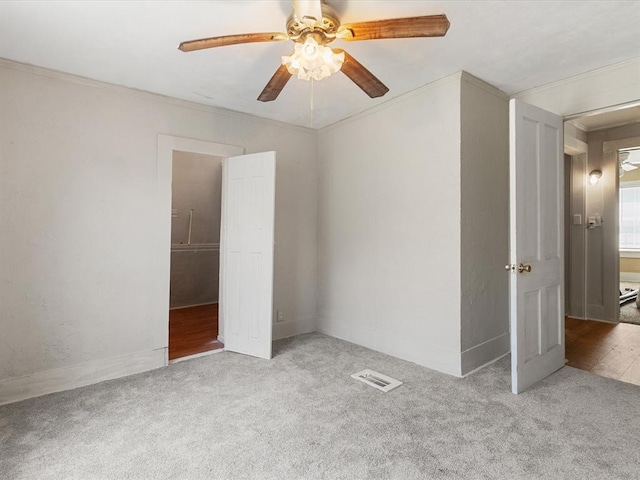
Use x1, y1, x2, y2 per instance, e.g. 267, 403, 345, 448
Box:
587, 215, 603, 229
573, 214, 582, 226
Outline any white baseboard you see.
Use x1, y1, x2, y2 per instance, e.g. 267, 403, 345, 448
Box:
461, 331, 510, 376
0, 348, 167, 406
273, 317, 316, 340
317, 321, 462, 377
0, 319, 314, 405
169, 347, 224, 364
219, 318, 315, 344
620, 272, 640, 282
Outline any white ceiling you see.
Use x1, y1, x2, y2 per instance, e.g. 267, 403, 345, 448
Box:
0, 1, 638, 129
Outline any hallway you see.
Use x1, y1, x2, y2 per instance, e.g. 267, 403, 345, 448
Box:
565, 317, 640, 386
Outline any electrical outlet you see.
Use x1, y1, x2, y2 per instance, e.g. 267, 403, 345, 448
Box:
276, 310, 284, 322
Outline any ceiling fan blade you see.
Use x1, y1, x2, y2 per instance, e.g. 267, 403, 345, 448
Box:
178, 32, 288, 52
334, 49, 389, 99
291, 0, 323, 25
338, 15, 450, 41
257, 64, 293, 102
622, 162, 638, 172
621, 149, 640, 165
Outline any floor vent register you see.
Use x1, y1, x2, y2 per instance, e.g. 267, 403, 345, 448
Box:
351, 369, 403, 392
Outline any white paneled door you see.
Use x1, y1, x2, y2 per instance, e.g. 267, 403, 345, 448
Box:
220, 151, 276, 359
509, 99, 564, 394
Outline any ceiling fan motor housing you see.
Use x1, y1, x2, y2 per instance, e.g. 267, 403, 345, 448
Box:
286, 3, 340, 44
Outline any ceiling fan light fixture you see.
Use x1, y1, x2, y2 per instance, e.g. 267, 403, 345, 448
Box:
282, 36, 344, 81
179, 5, 450, 102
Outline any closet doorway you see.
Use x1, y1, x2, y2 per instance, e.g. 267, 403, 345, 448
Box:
155, 135, 275, 364
168, 151, 224, 361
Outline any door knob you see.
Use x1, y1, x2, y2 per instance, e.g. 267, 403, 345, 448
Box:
518, 263, 532, 273
505, 263, 532, 273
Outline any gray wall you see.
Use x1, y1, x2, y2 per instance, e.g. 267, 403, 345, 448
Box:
317, 73, 463, 375
459, 75, 510, 374
171, 151, 223, 246
0, 60, 318, 402
170, 151, 223, 308
170, 248, 220, 308
316, 72, 510, 377
584, 123, 640, 321
565, 123, 640, 321
566, 153, 587, 318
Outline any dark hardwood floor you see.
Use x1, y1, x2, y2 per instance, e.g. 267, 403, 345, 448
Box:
565, 317, 640, 386
169, 303, 223, 360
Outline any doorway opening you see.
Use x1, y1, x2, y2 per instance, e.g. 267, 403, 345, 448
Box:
155, 135, 275, 363
618, 146, 640, 325
563, 105, 640, 386
155, 135, 244, 364
168, 150, 225, 361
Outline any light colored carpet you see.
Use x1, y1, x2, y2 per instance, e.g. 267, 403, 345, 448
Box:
620, 282, 640, 325
619, 303, 640, 325
1, 333, 639, 480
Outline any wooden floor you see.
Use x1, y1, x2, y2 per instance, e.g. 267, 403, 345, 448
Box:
565, 317, 640, 386
169, 303, 223, 360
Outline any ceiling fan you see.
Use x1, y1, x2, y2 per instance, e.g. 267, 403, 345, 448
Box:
178, 0, 450, 102
620, 149, 640, 176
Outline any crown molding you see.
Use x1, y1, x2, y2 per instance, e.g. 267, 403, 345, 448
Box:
319, 71, 464, 134
514, 58, 640, 99
0, 57, 316, 135
460, 71, 509, 100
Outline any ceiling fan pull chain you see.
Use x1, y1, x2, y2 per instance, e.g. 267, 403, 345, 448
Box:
310, 78, 315, 129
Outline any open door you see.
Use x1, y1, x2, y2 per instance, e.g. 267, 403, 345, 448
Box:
508, 99, 565, 394
220, 151, 276, 359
